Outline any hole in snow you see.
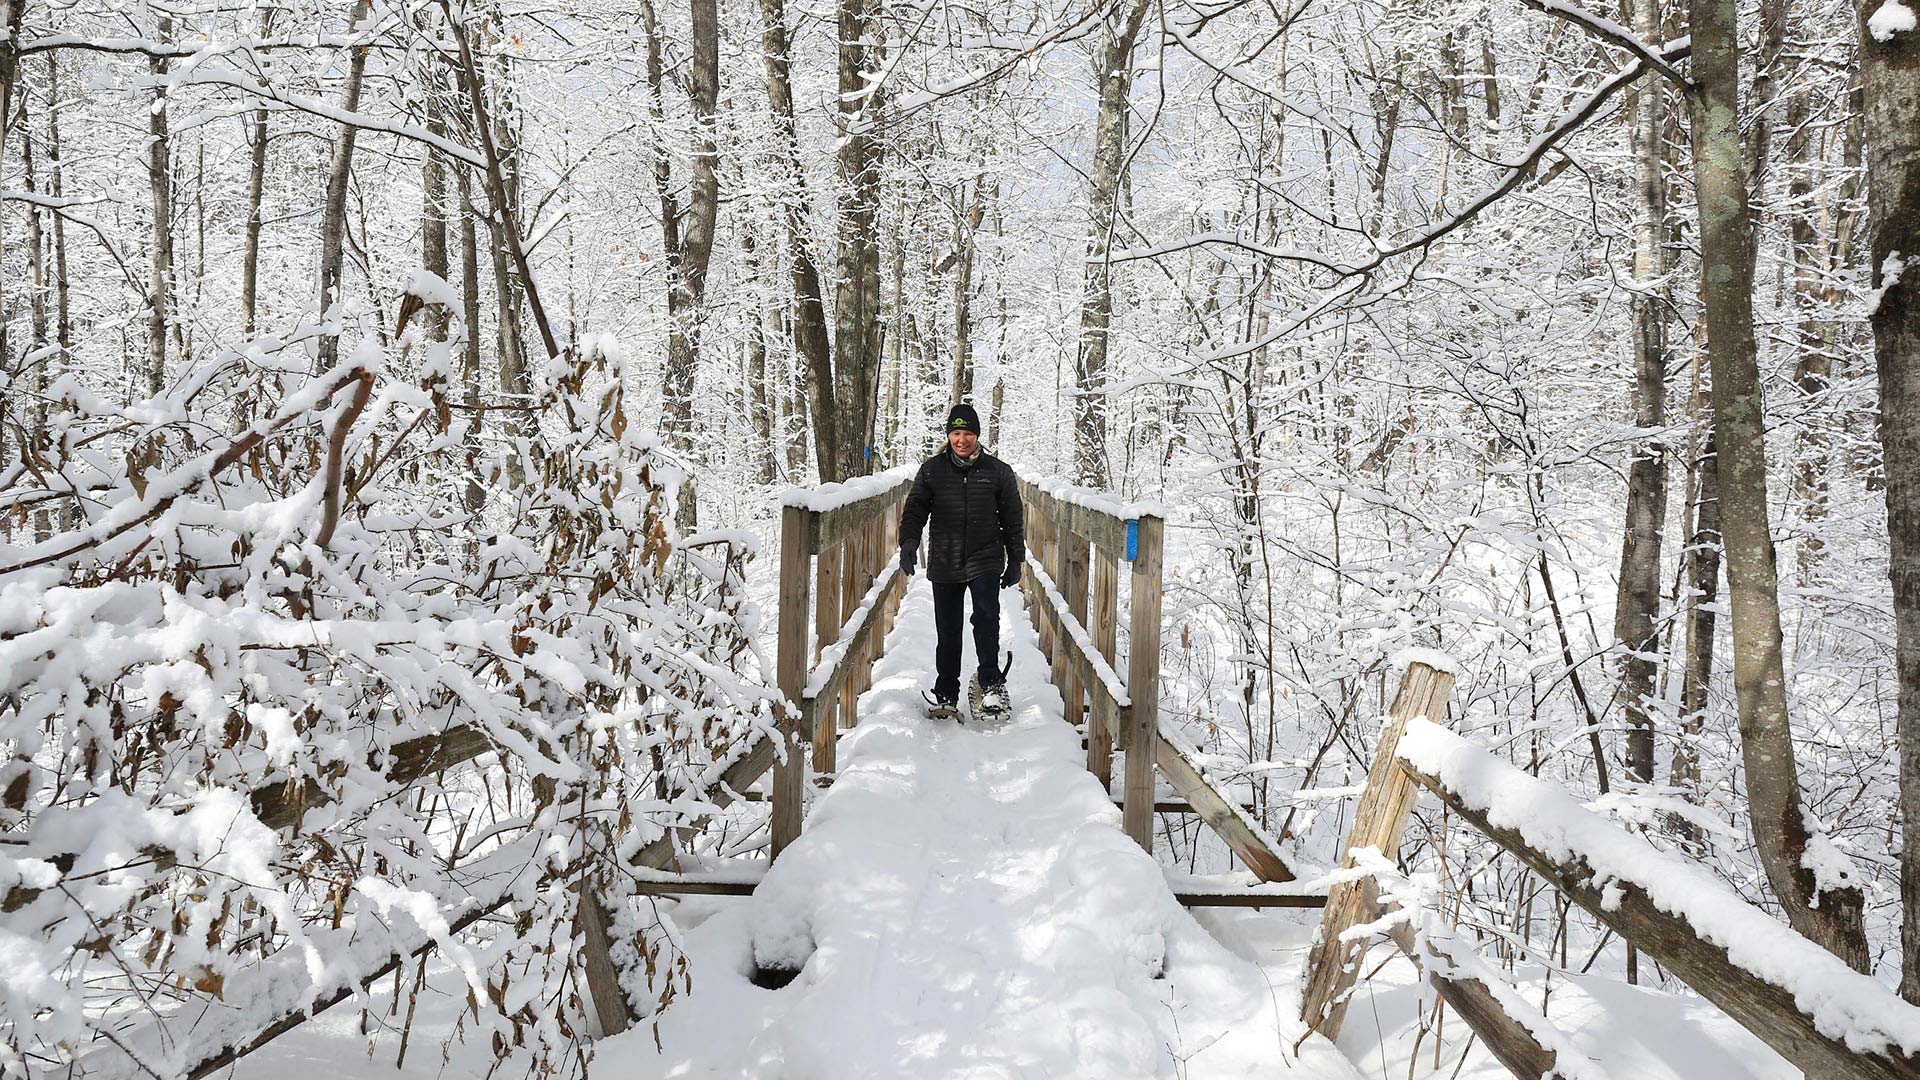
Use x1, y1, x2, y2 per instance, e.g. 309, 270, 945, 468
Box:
750, 963, 803, 990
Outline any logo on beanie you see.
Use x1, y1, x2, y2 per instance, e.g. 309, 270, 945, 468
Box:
950, 417, 973, 431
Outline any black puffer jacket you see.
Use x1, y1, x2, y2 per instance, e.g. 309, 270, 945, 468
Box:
899, 449, 1025, 584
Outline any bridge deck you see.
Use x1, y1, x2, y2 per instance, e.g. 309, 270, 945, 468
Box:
612, 576, 1362, 1078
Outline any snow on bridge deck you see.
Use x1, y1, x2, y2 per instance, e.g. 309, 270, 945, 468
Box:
609, 577, 1363, 1079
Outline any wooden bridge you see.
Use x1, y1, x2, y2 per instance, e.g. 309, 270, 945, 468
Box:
74, 471, 1920, 1079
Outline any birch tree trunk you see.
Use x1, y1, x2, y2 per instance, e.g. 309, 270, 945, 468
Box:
46, 53, 69, 361
241, 101, 269, 335
315, 0, 373, 370
1687, 0, 1871, 969
144, 14, 174, 397
1615, 0, 1670, 785
1072, 0, 1151, 487
1857, 0, 1920, 1002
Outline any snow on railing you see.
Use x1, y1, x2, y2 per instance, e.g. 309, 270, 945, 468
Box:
1026, 474, 1170, 523
779, 464, 916, 512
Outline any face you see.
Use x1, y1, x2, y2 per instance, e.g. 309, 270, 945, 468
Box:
948, 428, 979, 456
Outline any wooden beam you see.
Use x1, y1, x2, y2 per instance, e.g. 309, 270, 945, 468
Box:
1368, 881, 1564, 1080
1122, 514, 1163, 850
1088, 548, 1118, 789
1299, 661, 1454, 1038
812, 537, 842, 770
1403, 761, 1920, 1080
772, 504, 811, 857
630, 874, 760, 897
1174, 890, 1326, 909
1060, 528, 1090, 732
248, 723, 495, 833
1153, 726, 1296, 882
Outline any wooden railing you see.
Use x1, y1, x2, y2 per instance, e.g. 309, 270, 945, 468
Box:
1017, 477, 1160, 845
771, 472, 913, 856
1302, 658, 1920, 1080
1017, 478, 1300, 885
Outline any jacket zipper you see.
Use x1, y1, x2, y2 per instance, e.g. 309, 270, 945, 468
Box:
959, 461, 970, 573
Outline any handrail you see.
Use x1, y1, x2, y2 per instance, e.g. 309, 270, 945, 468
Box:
772, 472, 913, 857
1398, 720, 1920, 1080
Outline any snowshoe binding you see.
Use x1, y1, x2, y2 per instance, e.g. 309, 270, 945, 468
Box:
923, 689, 960, 722
972, 653, 1013, 724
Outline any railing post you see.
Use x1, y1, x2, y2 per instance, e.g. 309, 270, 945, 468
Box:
1122, 513, 1164, 850
1061, 526, 1090, 733
1299, 660, 1455, 1038
1089, 548, 1118, 790
773, 505, 812, 858
837, 516, 863, 734
812, 536, 843, 774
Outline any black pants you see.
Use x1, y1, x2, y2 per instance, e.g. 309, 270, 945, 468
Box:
932, 573, 1003, 701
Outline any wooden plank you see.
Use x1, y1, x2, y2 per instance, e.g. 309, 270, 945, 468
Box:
1114, 797, 1257, 815
1358, 877, 1564, 1080
574, 877, 633, 1035
1088, 549, 1118, 788
630, 874, 760, 897
813, 537, 842, 771
1401, 760, 1920, 1080
1299, 661, 1455, 1038
839, 521, 863, 729
808, 477, 912, 553
772, 505, 811, 857
249, 723, 495, 834
1174, 891, 1326, 909
1153, 726, 1296, 882
1122, 514, 1163, 850
1061, 528, 1090, 732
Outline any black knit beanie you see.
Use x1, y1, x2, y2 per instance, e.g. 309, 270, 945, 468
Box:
946, 403, 981, 435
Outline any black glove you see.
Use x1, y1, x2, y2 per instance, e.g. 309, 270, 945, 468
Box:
900, 544, 917, 577
1000, 561, 1021, 589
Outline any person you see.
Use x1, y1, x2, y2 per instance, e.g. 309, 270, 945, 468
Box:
898, 403, 1025, 719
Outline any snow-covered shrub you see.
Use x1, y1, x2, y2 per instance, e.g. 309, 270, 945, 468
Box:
0, 290, 782, 1076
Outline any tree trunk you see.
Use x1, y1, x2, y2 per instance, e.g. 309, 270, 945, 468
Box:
656, 0, 721, 521
1686, 0, 1871, 969
1857, 0, 1920, 1003
949, 177, 987, 405
1615, 0, 1671, 785
144, 14, 174, 397
1670, 375, 1722, 849
456, 167, 485, 513
758, 0, 837, 480
831, 0, 885, 481
1073, 0, 1151, 488
315, 0, 374, 370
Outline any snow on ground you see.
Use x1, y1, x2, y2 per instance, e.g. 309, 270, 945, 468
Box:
602, 577, 1365, 1079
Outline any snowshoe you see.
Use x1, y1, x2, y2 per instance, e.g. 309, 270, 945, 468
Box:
979, 682, 1010, 721
923, 689, 960, 721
